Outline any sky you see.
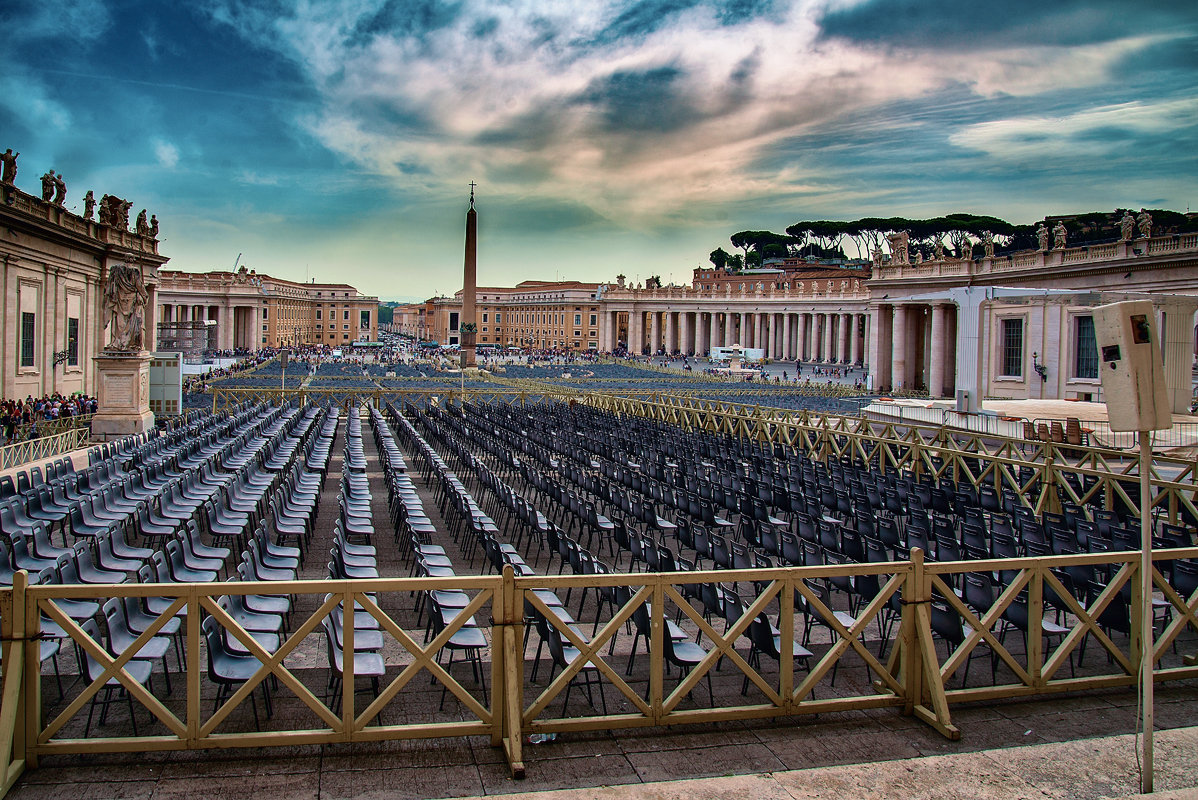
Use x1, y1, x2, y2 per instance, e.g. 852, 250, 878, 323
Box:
1, 1, 1195, 302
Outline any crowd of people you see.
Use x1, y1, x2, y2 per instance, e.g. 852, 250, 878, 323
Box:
1, 393, 97, 445
183, 353, 275, 394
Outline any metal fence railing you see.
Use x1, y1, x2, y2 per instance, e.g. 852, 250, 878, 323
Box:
0, 428, 91, 471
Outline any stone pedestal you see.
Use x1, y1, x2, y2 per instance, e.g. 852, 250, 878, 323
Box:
92, 350, 155, 440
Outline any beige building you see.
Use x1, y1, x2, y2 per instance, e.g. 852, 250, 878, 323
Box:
425, 281, 602, 351
602, 273, 869, 361
867, 233, 1198, 411
157, 269, 379, 352
0, 173, 167, 399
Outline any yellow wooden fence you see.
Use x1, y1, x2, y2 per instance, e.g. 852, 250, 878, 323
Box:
1, 547, 1196, 795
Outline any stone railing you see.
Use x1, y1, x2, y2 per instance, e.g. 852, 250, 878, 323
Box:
876, 232, 1198, 282
1, 185, 158, 254
603, 282, 869, 304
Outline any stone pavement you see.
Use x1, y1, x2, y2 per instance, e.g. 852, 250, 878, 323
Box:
449, 725, 1198, 800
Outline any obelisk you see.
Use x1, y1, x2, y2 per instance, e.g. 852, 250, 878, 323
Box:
461, 182, 477, 368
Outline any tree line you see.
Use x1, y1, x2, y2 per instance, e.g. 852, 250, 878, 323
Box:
709, 209, 1198, 270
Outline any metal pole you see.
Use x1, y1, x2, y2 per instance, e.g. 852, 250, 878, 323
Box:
1140, 432, 1154, 793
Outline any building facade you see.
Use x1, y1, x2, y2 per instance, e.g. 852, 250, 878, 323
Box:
0, 170, 167, 400
866, 232, 1198, 411
157, 269, 379, 352
413, 231, 1198, 412
424, 281, 602, 351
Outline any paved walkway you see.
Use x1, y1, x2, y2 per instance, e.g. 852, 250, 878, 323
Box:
450, 725, 1198, 800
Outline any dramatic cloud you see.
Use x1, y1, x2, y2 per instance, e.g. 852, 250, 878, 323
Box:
0, 0, 1194, 294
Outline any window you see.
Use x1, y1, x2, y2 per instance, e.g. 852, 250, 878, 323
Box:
1075, 316, 1098, 379
574, 313, 581, 326
495, 313, 502, 324
482, 313, 489, 323
343, 324, 350, 330
343, 310, 349, 320
66, 317, 79, 366
449, 312, 459, 331
263, 308, 268, 320
20, 312, 35, 367
360, 310, 371, 329
316, 309, 321, 320
590, 314, 597, 326
1001, 318, 1023, 377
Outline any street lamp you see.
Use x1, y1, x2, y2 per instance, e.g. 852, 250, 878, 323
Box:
1032, 352, 1048, 382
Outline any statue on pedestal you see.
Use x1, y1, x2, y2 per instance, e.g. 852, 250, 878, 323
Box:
982, 231, 995, 258
1137, 210, 1152, 239
52, 173, 66, 206
960, 238, 973, 260
1120, 211, 1135, 241
136, 209, 149, 236
40, 170, 56, 201
0, 149, 17, 185
887, 231, 909, 265
1036, 224, 1049, 251
149, 214, 158, 238
933, 236, 944, 260
102, 263, 148, 351
871, 246, 883, 267
83, 190, 95, 220
1052, 221, 1068, 249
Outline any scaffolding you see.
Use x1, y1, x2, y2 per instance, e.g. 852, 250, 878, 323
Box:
156, 320, 215, 359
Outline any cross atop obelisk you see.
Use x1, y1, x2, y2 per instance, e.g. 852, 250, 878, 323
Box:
460, 182, 477, 369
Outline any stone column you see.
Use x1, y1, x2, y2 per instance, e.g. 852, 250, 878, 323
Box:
892, 305, 908, 389
945, 306, 957, 396
709, 313, 719, 353
781, 313, 792, 360
837, 313, 849, 363
220, 303, 234, 351
755, 313, 765, 353
798, 313, 809, 361
650, 311, 661, 355
872, 306, 892, 390
862, 313, 871, 370
929, 304, 947, 398
693, 312, 703, 355
766, 313, 776, 359
849, 313, 861, 365
824, 314, 835, 361
1161, 299, 1198, 413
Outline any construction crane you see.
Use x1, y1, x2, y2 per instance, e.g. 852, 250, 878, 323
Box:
232, 252, 242, 271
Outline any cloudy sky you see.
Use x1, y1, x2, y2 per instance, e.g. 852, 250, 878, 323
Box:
1, 1, 1195, 300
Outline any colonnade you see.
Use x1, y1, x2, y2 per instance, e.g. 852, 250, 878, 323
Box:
603, 308, 870, 364
869, 302, 957, 396
158, 301, 259, 351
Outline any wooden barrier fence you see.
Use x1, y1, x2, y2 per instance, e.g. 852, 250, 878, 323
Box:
1, 547, 1196, 795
